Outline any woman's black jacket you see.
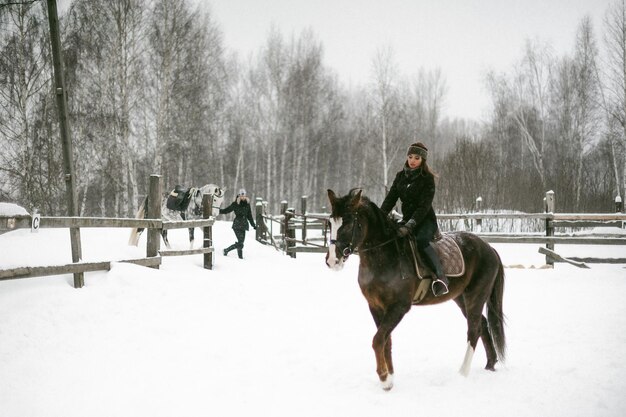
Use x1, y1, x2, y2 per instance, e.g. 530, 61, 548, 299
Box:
380, 166, 437, 230
220, 198, 256, 231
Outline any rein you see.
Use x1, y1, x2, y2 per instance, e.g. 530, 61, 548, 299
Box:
359, 236, 398, 253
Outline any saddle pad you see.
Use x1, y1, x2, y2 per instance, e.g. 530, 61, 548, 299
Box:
435, 234, 465, 277
414, 233, 465, 279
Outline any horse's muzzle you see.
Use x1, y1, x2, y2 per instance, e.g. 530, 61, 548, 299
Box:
325, 245, 346, 270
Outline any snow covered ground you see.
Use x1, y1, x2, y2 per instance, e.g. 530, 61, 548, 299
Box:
1, 221, 625, 417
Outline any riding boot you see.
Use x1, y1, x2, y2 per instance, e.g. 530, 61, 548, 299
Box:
223, 244, 237, 256
237, 248, 243, 259
422, 244, 449, 297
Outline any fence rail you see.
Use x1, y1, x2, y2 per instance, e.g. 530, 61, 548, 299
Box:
0, 174, 216, 286
254, 192, 626, 265
0, 257, 161, 281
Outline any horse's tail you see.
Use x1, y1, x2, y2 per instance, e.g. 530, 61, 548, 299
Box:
487, 249, 507, 362
128, 197, 148, 246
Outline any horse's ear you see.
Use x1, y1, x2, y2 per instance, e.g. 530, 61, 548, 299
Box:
327, 189, 337, 207
349, 189, 362, 211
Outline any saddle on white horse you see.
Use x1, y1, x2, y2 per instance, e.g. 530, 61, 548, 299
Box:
166, 185, 194, 211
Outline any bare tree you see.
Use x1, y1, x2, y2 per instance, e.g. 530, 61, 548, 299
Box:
371, 45, 398, 195
600, 0, 626, 199
571, 17, 600, 209
0, 2, 60, 211
408, 68, 447, 153
64, 0, 147, 217
511, 40, 554, 191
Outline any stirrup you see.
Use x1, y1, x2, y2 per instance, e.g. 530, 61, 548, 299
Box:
432, 279, 449, 297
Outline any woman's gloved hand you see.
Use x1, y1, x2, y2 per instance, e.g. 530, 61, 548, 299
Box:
396, 219, 416, 237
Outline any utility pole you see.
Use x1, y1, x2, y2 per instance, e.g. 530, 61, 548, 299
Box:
46, 0, 83, 288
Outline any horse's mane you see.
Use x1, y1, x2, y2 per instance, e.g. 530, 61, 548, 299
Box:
349, 189, 398, 240
198, 184, 223, 197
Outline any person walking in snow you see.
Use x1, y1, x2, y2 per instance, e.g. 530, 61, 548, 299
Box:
380, 142, 449, 297
220, 188, 256, 259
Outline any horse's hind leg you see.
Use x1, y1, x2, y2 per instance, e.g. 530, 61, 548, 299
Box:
481, 317, 498, 371
188, 227, 195, 249
454, 297, 494, 376
460, 309, 483, 377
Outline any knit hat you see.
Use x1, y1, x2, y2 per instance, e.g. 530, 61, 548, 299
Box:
407, 142, 428, 160
238, 188, 247, 196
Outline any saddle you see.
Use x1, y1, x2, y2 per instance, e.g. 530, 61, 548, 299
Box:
409, 233, 465, 303
166, 185, 193, 211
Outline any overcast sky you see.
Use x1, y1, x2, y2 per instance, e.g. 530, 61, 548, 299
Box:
204, 0, 611, 121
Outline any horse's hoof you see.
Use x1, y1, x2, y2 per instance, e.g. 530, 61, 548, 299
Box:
381, 374, 394, 391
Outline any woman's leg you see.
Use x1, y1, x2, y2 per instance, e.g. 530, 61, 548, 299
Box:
223, 229, 239, 255
414, 223, 449, 296
234, 229, 246, 258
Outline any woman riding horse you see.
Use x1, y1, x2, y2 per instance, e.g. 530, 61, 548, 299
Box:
326, 189, 506, 390
380, 142, 448, 296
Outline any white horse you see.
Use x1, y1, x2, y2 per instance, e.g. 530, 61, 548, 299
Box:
129, 184, 225, 249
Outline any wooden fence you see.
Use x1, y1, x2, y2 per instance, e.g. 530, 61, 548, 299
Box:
255, 196, 329, 258
254, 191, 626, 266
0, 175, 215, 287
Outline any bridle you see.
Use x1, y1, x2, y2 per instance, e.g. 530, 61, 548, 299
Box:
330, 212, 361, 259
330, 211, 398, 259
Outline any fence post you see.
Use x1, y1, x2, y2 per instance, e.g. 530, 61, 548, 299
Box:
301, 195, 308, 244
264, 200, 271, 241
285, 207, 296, 258
545, 190, 555, 266
279, 201, 287, 243
255, 198, 264, 242
280, 201, 287, 250
616, 195, 623, 213
147, 174, 162, 268
475, 196, 483, 233
202, 194, 213, 270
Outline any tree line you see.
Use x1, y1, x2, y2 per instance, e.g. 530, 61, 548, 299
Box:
1, 0, 624, 217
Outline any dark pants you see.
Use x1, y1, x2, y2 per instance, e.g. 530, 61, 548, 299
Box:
413, 219, 438, 249
414, 220, 446, 287
233, 228, 246, 249
224, 228, 247, 258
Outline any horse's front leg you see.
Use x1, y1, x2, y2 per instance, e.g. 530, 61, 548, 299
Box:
370, 303, 410, 391
161, 230, 171, 249
188, 227, 194, 249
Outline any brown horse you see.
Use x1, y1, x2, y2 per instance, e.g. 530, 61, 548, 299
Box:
325, 189, 506, 390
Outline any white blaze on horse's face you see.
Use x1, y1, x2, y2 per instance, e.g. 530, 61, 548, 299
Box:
211, 191, 224, 217
197, 184, 225, 217
326, 216, 344, 270
212, 187, 225, 216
